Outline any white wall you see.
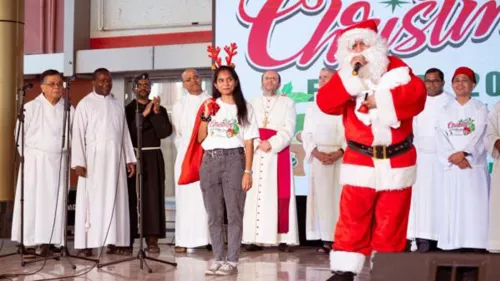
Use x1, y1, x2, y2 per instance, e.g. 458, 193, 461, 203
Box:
90, 0, 212, 38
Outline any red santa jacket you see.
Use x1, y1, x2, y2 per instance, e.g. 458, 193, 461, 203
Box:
317, 56, 426, 191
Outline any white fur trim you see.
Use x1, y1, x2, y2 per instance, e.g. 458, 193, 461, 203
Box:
338, 67, 366, 96
371, 115, 393, 146
340, 161, 416, 191
374, 87, 398, 128
375, 67, 411, 127
378, 66, 411, 89
330, 251, 366, 274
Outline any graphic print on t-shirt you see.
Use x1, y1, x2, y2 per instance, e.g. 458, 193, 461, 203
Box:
447, 117, 475, 136
209, 118, 240, 138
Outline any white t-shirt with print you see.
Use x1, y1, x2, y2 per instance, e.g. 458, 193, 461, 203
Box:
201, 98, 259, 150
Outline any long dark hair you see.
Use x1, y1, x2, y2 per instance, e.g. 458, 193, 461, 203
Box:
212, 66, 249, 126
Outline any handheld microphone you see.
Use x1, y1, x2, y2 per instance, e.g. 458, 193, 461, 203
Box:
352, 62, 362, 76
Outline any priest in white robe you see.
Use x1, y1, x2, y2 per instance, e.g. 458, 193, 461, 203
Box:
11, 70, 74, 256
435, 67, 489, 251
172, 68, 211, 253
71, 68, 136, 256
485, 101, 500, 252
407, 68, 454, 252
243, 70, 299, 252
302, 68, 346, 253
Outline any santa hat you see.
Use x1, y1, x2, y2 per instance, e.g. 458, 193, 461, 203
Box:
337, 20, 380, 54
452, 66, 476, 83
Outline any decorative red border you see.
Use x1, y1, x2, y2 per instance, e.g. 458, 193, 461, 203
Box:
89, 30, 212, 49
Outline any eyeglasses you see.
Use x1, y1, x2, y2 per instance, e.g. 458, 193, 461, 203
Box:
43, 83, 64, 88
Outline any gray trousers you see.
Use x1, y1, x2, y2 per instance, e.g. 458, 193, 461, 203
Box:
199, 147, 246, 263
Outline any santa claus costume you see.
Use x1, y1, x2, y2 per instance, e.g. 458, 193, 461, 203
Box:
316, 20, 427, 281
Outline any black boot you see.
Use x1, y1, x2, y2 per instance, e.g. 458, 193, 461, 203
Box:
325, 271, 355, 281
278, 243, 291, 253
245, 244, 263, 252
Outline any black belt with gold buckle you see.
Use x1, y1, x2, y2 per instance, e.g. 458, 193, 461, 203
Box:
347, 135, 413, 159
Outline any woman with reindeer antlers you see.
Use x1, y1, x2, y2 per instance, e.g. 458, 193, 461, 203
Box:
178, 43, 259, 276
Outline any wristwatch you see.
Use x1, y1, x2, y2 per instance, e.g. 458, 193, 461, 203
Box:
463, 151, 471, 157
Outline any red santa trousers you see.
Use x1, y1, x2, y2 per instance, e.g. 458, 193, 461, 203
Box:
329, 185, 412, 274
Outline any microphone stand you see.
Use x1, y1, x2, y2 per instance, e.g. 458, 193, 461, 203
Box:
97, 97, 177, 272
0, 87, 59, 265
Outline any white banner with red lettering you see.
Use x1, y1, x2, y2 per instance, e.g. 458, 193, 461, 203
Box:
215, 0, 500, 195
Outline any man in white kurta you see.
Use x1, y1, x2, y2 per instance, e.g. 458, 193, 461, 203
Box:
407, 68, 454, 252
302, 68, 346, 251
485, 101, 500, 252
172, 68, 210, 253
243, 70, 299, 252
11, 70, 74, 256
71, 68, 136, 256
435, 67, 489, 251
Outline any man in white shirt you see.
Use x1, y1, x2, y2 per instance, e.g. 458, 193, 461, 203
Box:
11, 69, 74, 257
242, 70, 299, 252
72, 68, 136, 256
435, 66, 489, 281
407, 68, 453, 252
172, 68, 211, 253
303, 68, 346, 253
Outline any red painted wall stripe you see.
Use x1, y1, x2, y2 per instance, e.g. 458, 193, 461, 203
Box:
90, 30, 212, 49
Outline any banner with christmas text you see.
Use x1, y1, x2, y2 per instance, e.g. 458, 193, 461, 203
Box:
214, 0, 500, 195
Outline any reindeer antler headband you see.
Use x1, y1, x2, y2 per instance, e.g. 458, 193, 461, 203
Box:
207, 43, 238, 70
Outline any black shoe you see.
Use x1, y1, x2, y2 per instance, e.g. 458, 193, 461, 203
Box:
49, 244, 62, 253
245, 244, 263, 252
278, 243, 291, 253
325, 271, 355, 281
205, 244, 212, 251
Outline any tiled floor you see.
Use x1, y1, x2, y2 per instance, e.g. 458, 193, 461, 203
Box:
0, 241, 371, 280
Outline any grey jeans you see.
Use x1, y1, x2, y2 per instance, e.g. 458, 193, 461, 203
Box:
199, 147, 246, 263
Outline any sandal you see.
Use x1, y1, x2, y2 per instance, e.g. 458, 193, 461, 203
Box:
39, 244, 53, 257
147, 245, 160, 254
174, 246, 187, 253
76, 248, 93, 257
21, 247, 37, 259
116, 247, 133, 255
106, 245, 116, 254
146, 236, 160, 253
317, 242, 332, 254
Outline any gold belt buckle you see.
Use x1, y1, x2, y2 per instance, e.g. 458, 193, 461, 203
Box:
372, 146, 387, 159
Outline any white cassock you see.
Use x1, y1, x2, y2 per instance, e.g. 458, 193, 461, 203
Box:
11, 94, 74, 246
485, 101, 500, 252
172, 91, 210, 248
242, 95, 299, 246
436, 98, 489, 250
407, 92, 454, 242
71, 92, 136, 249
302, 102, 345, 241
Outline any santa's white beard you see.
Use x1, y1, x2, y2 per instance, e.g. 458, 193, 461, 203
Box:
339, 42, 390, 83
